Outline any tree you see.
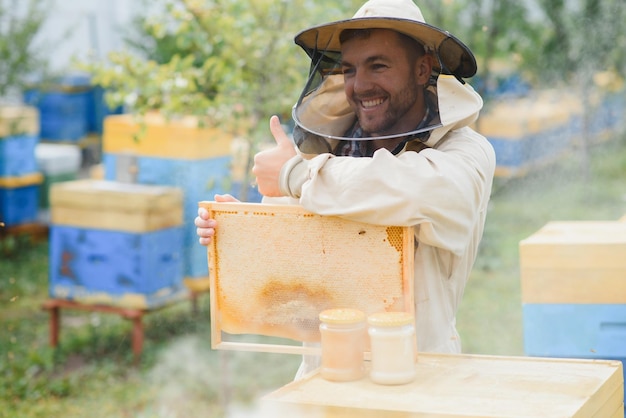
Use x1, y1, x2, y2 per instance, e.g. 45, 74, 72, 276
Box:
79, 0, 362, 197
0, 0, 50, 100
530, 0, 626, 180
417, 0, 541, 103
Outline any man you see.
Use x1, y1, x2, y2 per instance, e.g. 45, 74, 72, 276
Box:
196, 0, 495, 377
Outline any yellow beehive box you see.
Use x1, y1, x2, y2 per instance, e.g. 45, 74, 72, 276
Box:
0, 105, 39, 137
50, 179, 183, 233
102, 112, 232, 159
478, 98, 573, 138
262, 354, 624, 417
520, 221, 626, 304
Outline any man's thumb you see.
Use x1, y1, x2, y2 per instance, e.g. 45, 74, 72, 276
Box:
269, 115, 291, 148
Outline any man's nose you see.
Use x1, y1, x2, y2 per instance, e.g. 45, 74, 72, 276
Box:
352, 70, 374, 93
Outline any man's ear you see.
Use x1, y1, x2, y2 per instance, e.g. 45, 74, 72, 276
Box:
416, 54, 435, 85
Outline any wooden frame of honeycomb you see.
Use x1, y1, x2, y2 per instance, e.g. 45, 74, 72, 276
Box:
200, 201, 414, 355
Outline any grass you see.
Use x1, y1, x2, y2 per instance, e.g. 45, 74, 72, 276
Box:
1, 131, 626, 417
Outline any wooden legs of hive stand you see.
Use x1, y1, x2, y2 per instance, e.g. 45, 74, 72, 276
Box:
42, 299, 146, 363
48, 303, 60, 347
189, 289, 210, 316
129, 313, 143, 357
190, 291, 201, 316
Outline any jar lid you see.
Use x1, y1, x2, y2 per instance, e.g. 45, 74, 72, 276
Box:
319, 308, 366, 324
367, 311, 414, 327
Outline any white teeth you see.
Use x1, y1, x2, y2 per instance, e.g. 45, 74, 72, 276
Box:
362, 98, 383, 108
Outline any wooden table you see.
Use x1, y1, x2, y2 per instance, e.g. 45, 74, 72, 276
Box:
262, 353, 624, 417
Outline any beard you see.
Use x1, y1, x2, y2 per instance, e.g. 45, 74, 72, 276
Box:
353, 76, 421, 137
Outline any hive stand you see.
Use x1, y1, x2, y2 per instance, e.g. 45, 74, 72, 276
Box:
41, 293, 204, 363
41, 299, 146, 363
0, 222, 49, 243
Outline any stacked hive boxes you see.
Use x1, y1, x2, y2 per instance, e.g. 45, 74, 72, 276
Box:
101, 113, 235, 292
49, 179, 186, 309
520, 220, 626, 402
478, 92, 580, 177
0, 106, 42, 227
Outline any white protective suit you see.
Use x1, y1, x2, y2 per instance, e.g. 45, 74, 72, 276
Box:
266, 74, 496, 377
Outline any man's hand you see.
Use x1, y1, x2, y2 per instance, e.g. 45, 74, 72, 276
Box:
252, 115, 297, 197
195, 194, 238, 246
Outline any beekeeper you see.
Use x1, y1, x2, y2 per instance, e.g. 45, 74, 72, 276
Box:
196, 0, 495, 378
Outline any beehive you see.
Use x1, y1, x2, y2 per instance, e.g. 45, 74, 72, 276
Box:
49, 179, 187, 309
0, 105, 39, 137
24, 85, 91, 141
102, 113, 237, 290
262, 353, 624, 417
0, 105, 39, 178
51, 179, 183, 232
478, 93, 579, 177
520, 221, 626, 403
103, 113, 232, 159
200, 201, 414, 354
0, 134, 39, 177
0, 173, 43, 226
101, 153, 234, 281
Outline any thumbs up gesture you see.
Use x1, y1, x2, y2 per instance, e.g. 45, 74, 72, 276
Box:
252, 115, 297, 197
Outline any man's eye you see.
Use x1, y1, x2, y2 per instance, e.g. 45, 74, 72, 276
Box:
342, 67, 355, 76
320, 68, 344, 77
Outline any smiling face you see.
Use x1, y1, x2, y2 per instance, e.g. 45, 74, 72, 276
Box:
340, 29, 433, 137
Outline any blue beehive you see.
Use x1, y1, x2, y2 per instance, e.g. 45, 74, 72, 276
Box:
24, 89, 90, 141
524, 303, 626, 360
0, 105, 40, 177
48, 179, 187, 309
478, 94, 578, 176
0, 134, 39, 177
100, 154, 254, 278
23, 75, 92, 141
520, 221, 626, 404
101, 113, 247, 292
0, 173, 42, 227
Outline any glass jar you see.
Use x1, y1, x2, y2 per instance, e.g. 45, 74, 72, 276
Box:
367, 311, 417, 385
319, 308, 367, 381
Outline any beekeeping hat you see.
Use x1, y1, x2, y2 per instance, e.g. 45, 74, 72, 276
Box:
291, 0, 478, 153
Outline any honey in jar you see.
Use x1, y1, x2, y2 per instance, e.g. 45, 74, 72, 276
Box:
318, 308, 367, 381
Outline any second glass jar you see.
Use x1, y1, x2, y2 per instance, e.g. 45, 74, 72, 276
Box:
367, 311, 417, 385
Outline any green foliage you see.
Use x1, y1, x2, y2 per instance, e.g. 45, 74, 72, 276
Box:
0, 0, 50, 98
0, 241, 56, 406
78, 0, 360, 135
528, 0, 626, 86
76, 0, 362, 195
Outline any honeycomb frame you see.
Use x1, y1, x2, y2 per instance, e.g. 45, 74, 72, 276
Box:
200, 201, 414, 355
